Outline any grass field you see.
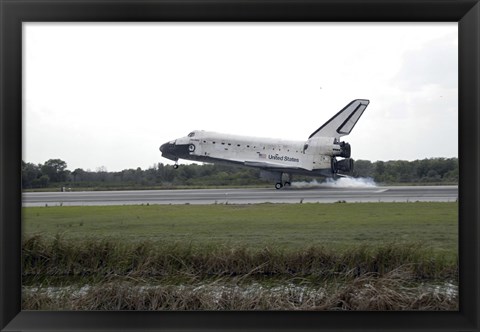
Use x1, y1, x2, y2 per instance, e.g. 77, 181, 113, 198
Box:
23, 202, 458, 254
22, 202, 458, 310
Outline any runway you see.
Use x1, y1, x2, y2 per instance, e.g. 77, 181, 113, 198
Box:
22, 185, 458, 207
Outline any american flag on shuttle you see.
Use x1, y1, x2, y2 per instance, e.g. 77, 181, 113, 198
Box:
259, 153, 266, 159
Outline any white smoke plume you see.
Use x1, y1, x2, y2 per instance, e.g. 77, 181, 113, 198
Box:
291, 177, 377, 189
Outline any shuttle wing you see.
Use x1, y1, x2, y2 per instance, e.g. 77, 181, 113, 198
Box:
309, 99, 369, 139
244, 161, 307, 171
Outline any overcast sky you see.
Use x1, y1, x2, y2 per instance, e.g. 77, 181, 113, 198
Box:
23, 23, 458, 172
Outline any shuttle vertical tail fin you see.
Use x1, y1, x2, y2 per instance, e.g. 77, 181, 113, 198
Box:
309, 99, 369, 139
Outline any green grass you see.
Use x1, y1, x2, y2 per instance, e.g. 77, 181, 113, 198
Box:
23, 202, 458, 257
22, 202, 458, 310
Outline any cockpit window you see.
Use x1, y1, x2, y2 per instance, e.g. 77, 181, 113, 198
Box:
188, 132, 195, 137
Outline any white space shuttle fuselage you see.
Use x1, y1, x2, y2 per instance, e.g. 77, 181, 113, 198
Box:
160, 99, 369, 189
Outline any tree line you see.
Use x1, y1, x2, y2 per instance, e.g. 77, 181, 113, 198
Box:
22, 157, 458, 190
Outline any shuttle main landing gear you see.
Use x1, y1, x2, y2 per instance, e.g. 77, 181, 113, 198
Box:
173, 164, 179, 169
260, 170, 292, 189
274, 173, 292, 190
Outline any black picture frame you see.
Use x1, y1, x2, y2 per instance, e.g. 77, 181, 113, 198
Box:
1, 0, 479, 331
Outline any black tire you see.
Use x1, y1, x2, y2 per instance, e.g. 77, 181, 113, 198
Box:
275, 183, 283, 190
173, 164, 179, 169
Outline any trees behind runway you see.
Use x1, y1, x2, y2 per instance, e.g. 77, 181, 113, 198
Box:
353, 158, 458, 184
22, 157, 458, 190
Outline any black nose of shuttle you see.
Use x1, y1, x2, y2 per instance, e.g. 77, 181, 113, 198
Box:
160, 141, 178, 161
160, 141, 176, 153
159, 142, 168, 154
160, 140, 191, 161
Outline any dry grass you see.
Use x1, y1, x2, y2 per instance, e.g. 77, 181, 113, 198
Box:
22, 235, 457, 283
316, 268, 457, 311
22, 235, 458, 311
23, 271, 458, 311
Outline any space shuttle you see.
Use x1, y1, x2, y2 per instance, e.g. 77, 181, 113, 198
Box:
160, 99, 369, 189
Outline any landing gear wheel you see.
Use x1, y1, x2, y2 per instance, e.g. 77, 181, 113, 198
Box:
275, 182, 283, 190
173, 164, 179, 169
